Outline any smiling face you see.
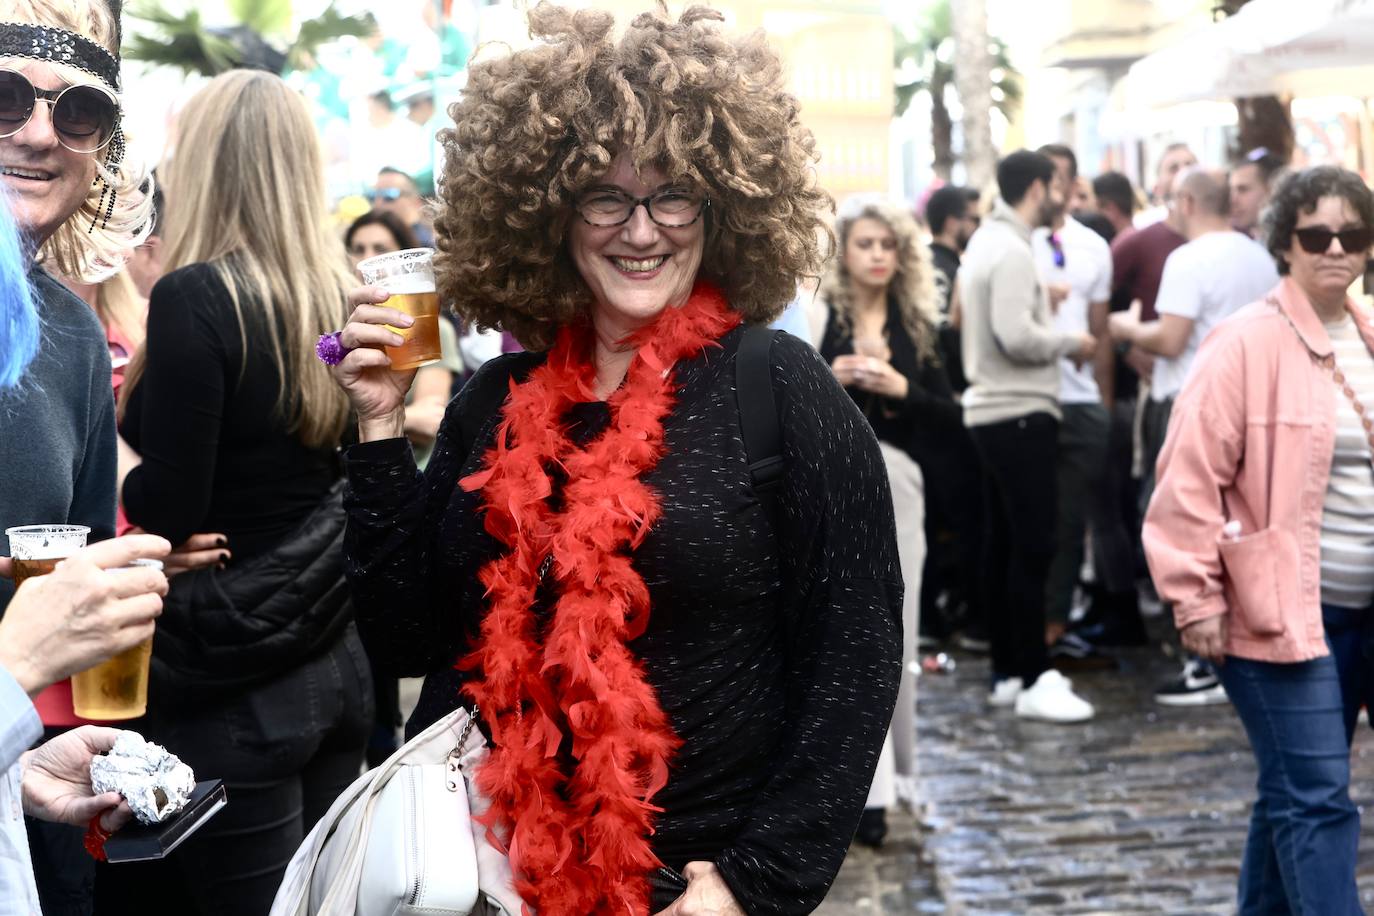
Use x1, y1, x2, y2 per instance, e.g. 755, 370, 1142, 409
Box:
0, 61, 102, 247
843, 216, 898, 293
1286, 194, 1369, 307
567, 153, 705, 340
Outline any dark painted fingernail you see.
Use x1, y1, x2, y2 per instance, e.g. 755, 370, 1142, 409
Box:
219, 552, 229, 563
215, 537, 227, 548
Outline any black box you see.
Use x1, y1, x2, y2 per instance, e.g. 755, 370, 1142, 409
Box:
103, 779, 227, 863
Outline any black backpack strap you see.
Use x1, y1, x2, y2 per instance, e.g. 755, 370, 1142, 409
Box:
735, 325, 785, 503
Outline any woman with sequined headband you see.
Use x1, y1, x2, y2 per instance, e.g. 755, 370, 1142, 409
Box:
326, 4, 903, 914
0, 1, 155, 913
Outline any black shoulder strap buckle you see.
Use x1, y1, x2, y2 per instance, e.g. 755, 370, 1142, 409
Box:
735, 324, 784, 498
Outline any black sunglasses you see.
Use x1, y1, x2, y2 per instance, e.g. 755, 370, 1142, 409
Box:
0, 68, 119, 154
1294, 226, 1373, 255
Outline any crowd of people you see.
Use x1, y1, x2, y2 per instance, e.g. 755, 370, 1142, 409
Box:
2, 0, 1374, 915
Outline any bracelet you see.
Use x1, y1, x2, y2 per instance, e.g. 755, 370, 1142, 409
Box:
83, 813, 112, 862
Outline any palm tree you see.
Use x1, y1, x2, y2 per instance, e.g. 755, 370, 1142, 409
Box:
895, 0, 1020, 183
124, 0, 373, 77
949, 0, 995, 190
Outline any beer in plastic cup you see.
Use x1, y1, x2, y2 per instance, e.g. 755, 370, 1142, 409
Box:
357, 247, 443, 370
6, 524, 90, 585
71, 558, 163, 720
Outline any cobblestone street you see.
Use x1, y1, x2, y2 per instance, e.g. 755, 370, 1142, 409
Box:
818, 626, 1374, 914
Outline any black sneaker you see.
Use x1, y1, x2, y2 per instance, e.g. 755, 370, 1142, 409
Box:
1048, 632, 1117, 671
1154, 659, 1228, 706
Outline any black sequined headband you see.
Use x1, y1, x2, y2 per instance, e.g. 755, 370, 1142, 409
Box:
0, 23, 127, 232
0, 22, 120, 92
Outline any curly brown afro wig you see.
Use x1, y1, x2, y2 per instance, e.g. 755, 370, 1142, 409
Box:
433, 2, 832, 350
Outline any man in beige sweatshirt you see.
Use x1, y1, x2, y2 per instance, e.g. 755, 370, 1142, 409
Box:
959, 149, 1098, 724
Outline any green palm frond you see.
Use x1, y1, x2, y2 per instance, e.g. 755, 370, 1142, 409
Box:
893, 0, 1019, 118
124, 3, 238, 76
226, 0, 292, 37
290, 4, 375, 72
125, 0, 372, 76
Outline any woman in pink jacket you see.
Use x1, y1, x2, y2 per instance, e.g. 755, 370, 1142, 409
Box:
1145, 166, 1374, 915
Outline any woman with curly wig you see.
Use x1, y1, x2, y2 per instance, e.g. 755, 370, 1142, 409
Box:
327, 4, 903, 914
1145, 166, 1374, 913
816, 195, 963, 846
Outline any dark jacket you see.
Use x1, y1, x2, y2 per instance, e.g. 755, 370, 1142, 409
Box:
150, 481, 353, 706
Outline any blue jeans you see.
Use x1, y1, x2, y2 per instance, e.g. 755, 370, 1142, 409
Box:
1219, 604, 1374, 915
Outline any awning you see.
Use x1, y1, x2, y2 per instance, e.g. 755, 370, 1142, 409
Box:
1126, 0, 1374, 108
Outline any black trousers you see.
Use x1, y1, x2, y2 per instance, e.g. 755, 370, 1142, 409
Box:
970, 412, 1060, 684
1092, 396, 1141, 595
1045, 403, 1110, 623
95, 626, 374, 916
919, 435, 985, 634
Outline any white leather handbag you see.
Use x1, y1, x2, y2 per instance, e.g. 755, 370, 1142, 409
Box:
270, 705, 525, 916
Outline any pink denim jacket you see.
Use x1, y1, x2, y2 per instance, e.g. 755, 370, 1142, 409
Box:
1143, 276, 1374, 663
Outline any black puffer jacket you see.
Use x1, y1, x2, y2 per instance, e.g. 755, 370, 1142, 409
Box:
150, 480, 353, 706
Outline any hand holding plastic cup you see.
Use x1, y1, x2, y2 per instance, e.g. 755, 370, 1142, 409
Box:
70, 558, 163, 720
356, 248, 443, 370
6, 524, 90, 585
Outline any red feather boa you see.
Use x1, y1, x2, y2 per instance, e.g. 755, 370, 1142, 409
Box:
457, 281, 741, 914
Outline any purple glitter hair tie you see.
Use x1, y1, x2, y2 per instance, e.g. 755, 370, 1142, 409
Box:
316, 331, 350, 366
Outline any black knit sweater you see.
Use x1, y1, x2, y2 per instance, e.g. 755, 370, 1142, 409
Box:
342, 325, 902, 914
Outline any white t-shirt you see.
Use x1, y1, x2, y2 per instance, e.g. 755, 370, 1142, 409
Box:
1151, 230, 1279, 401
1032, 217, 1112, 404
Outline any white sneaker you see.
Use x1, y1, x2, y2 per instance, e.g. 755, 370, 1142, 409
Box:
987, 677, 1024, 707
1014, 669, 1095, 723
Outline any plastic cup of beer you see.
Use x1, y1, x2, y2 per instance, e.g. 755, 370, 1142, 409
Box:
71, 558, 163, 720
6, 524, 90, 585
357, 247, 443, 370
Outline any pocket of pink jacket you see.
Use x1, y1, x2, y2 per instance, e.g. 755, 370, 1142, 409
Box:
1217, 525, 1299, 636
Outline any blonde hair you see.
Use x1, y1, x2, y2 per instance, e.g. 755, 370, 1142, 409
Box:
2, 0, 152, 282
435, 3, 832, 350
821, 197, 940, 364
94, 270, 145, 347
132, 70, 351, 449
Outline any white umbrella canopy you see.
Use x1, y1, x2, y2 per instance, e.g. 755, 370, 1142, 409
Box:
1126, 0, 1374, 108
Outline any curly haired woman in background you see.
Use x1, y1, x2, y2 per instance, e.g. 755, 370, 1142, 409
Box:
817, 196, 966, 845
328, 4, 904, 914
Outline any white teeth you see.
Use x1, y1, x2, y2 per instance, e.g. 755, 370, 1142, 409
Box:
1, 167, 50, 180
611, 255, 667, 272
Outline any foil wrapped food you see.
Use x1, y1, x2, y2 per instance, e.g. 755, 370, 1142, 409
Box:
90, 733, 196, 825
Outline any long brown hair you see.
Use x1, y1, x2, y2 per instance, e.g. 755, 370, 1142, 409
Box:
121, 71, 352, 449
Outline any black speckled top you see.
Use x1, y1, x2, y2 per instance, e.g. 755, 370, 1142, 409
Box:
342, 325, 903, 915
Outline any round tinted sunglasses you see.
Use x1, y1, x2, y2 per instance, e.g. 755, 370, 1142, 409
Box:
0, 68, 119, 154
1294, 226, 1373, 255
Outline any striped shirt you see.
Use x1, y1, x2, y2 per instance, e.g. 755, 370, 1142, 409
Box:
1320, 315, 1374, 609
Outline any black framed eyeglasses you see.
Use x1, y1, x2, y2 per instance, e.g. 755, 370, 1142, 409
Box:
0, 68, 119, 154
1294, 226, 1372, 255
574, 187, 708, 228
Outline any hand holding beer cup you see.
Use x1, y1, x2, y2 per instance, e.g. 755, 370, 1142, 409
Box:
0, 534, 170, 697
331, 248, 443, 442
